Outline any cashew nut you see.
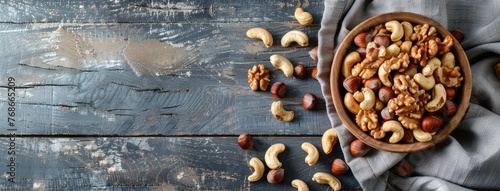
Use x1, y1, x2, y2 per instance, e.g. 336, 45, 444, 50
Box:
413, 128, 432, 142
385, 44, 401, 58
322, 128, 338, 154
248, 157, 265, 182
271, 101, 295, 122
294, 8, 313, 26
401, 21, 413, 41
359, 88, 376, 110
341, 52, 361, 78
291, 179, 309, 191
378, 64, 392, 87
344, 92, 361, 115
281, 30, 309, 47
385, 20, 404, 42
246, 28, 273, 48
265, 143, 286, 170
312, 172, 342, 191
413, 73, 436, 90
441, 52, 456, 68
270, 54, 294, 77
425, 83, 447, 112
400, 41, 412, 53
381, 120, 404, 143
422, 57, 441, 76
301, 142, 319, 166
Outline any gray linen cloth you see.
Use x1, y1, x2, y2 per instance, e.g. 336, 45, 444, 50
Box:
317, 0, 500, 190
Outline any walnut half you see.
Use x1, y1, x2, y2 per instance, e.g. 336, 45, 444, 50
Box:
248, 64, 270, 91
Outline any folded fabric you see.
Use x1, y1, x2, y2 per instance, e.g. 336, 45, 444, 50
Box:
317, 0, 500, 190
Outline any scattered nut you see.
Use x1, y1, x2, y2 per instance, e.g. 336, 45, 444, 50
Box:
301, 142, 319, 166
271, 101, 294, 122
265, 143, 286, 170
309, 46, 319, 63
281, 30, 309, 47
311, 66, 318, 80
294, 64, 307, 79
322, 128, 338, 154
248, 157, 265, 182
331, 158, 350, 175
421, 115, 444, 133
270, 82, 287, 98
248, 64, 270, 91
343, 76, 362, 93
237, 133, 254, 150
451, 30, 464, 42
270, 54, 294, 77
381, 120, 404, 143
294, 8, 313, 26
246, 27, 273, 48
312, 172, 342, 191
302, 93, 318, 110
291, 179, 309, 191
393, 159, 413, 177
350, 139, 370, 157
267, 168, 285, 184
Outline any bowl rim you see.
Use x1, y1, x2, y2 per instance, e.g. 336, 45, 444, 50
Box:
330, 12, 472, 153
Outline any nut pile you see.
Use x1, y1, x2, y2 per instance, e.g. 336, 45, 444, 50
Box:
341, 20, 463, 143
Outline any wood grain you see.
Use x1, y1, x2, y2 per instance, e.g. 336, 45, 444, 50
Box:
0, 136, 360, 190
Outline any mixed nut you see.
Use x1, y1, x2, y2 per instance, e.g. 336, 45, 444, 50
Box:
341, 20, 463, 143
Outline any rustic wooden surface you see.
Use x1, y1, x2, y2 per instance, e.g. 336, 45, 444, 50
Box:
0, 0, 361, 190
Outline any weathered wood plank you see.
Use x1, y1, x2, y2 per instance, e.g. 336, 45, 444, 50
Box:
0, 22, 327, 136
0, 0, 323, 24
0, 136, 360, 190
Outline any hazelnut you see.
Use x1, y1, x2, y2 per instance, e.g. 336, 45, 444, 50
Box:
267, 168, 284, 184
294, 64, 306, 79
350, 139, 370, 157
237, 133, 254, 150
309, 46, 318, 63
393, 159, 413, 177
311, 67, 318, 80
364, 77, 382, 92
343, 76, 362, 93
356, 47, 367, 59
421, 115, 444, 133
451, 30, 464, 42
380, 107, 395, 121
302, 93, 318, 110
331, 158, 350, 175
373, 34, 390, 48
444, 100, 457, 117
495, 63, 500, 80
270, 82, 287, 98
404, 63, 418, 78
402, 129, 414, 143
378, 86, 395, 103
445, 87, 456, 100
354, 32, 368, 48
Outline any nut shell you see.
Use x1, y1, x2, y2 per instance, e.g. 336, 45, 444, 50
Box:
267, 169, 284, 184
451, 30, 464, 42
302, 93, 318, 110
311, 67, 318, 80
270, 82, 287, 98
331, 158, 350, 175
237, 133, 254, 150
350, 139, 370, 157
294, 64, 307, 79
343, 76, 362, 93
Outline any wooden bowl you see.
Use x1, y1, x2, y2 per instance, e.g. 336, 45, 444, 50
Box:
330, 12, 472, 153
